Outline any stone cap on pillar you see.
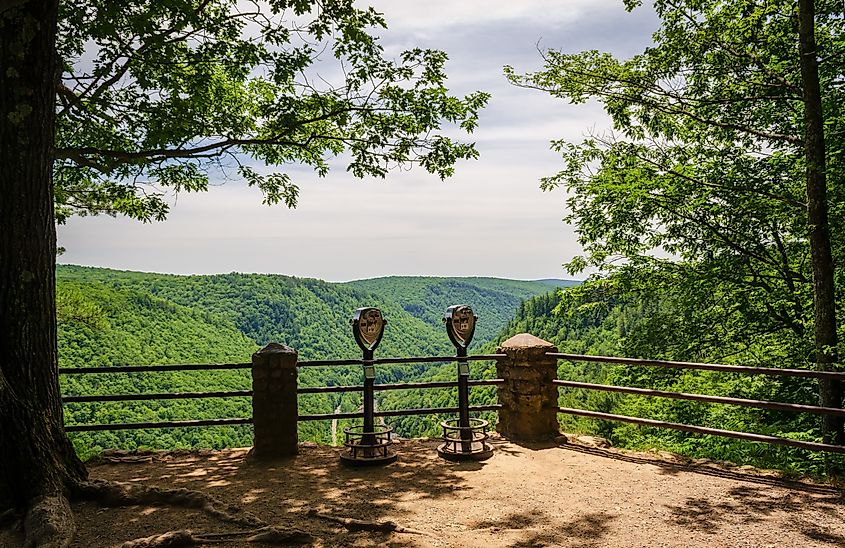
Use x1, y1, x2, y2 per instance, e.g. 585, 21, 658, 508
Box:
252, 343, 298, 374
254, 342, 297, 357
497, 333, 558, 363
499, 333, 555, 350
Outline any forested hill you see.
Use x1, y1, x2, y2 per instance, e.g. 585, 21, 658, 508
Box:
57, 265, 442, 362
56, 265, 571, 456
57, 265, 570, 357
345, 276, 576, 347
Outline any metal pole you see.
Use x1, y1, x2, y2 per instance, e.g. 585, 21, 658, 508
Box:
362, 348, 376, 456
457, 346, 472, 452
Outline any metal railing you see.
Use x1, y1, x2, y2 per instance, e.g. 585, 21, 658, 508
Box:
60, 361, 253, 432
295, 354, 503, 422
59, 354, 504, 432
59, 348, 845, 455
549, 353, 845, 455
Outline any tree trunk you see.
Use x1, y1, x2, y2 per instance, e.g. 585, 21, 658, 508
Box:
798, 0, 844, 444
0, 0, 87, 516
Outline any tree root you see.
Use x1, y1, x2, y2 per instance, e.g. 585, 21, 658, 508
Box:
0, 507, 18, 527
23, 495, 76, 548
307, 509, 428, 535
117, 530, 194, 548
101, 455, 155, 465
116, 526, 314, 547
242, 527, 313, 545
75, 479, 265, 528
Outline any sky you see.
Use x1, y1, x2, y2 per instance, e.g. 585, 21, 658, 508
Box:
57, 0, 659, 282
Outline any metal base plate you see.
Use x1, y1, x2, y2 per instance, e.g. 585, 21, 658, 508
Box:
437, 442, 493, 462
339, 451, 398, 467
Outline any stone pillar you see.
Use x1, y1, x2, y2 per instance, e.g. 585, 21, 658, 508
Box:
251, 342, 298, 458
496, 333, 560, 442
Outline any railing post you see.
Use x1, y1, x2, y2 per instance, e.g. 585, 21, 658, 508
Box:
496, 333, 560, 442
251, 342, 298, 458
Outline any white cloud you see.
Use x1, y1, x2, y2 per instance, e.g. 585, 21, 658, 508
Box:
362, 0, 624, 30
58, 1, 657, 280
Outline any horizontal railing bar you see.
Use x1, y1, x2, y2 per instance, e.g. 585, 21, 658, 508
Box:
298, 379, 504, 394
553, 380, 845, 417
62, 390, 253, 403
60, 379, 505, 401
59, 363, 251, 374
297, 354, 505, 367
378, 380, 458, 391
65, 417, 253, 432
298, 385, 359, 394
58, 355, 506, 373
556, 407, 845, 454
65, 405, 503, 430
298, 404, 502, 421
380, 404, 502, 418
548, 353, 845, 380
375, 379, 503, 390
297, 359, 362, 367
468, 379, 504, 387
375, 355, 505, 364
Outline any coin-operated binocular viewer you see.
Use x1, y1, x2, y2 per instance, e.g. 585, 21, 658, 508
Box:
437, 305, 493, 461
340, 307, 397, 466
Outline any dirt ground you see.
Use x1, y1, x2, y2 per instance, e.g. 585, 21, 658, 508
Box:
7, 436, 845, 547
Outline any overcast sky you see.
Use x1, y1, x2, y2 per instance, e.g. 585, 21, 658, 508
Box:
57, 0, 658, 282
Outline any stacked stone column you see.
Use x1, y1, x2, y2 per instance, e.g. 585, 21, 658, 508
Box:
251, 342, 298, 458
496, 333, 560, 442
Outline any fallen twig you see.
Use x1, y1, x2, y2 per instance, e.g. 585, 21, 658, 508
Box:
102, 456, 155, 464
307, 509, 428, 535
117, 526, 313, 547
118, 530, 195, 548
243, 526, 314, 544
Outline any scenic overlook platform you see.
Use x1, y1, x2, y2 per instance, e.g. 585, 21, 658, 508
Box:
43, 326, 845, 547
5, 3, 845, 548
64, 437, 844, 548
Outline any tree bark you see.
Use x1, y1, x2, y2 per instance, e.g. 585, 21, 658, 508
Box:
798, 0, 844, 443
0, 0, 87, 517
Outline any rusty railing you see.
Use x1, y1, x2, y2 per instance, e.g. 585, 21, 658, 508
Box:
59, 354, 503, 432
549, 352, 845, 454
59, 348, 845, 455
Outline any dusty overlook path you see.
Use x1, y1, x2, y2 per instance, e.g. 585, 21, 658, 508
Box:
51, 437, 845, 547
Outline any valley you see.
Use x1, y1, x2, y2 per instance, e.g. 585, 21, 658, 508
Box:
57, 265, 844, 477
57, 265, 571, 457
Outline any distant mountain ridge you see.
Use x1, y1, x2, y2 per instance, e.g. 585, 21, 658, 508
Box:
345, 275, 578, 347
57, 265, 577, 353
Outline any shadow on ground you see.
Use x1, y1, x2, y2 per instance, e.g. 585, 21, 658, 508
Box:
557, 442, 843, 495
71, 440, 481, 547
471, 508, 617, 548
552, 442, 845, 547
61, 438, 845, 547
667, 485, 844, 545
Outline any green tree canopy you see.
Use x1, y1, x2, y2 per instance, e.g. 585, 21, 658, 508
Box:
54, 0, 489, 222
507, 0, 845, 438
509, 1, 842, 264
